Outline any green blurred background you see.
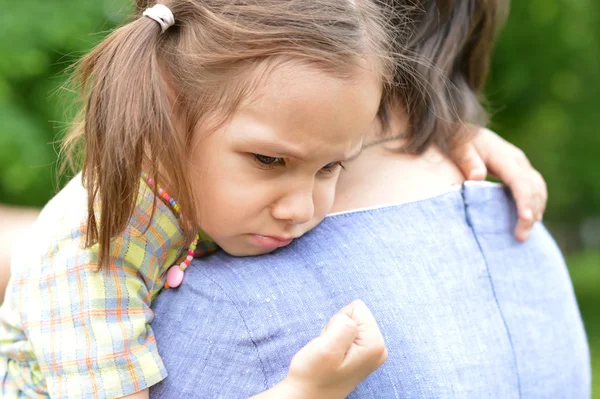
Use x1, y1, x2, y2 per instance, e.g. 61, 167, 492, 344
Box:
0, 0, 598, 395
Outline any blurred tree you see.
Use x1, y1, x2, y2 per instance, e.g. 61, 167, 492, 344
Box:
0, 0, 131, 206
0, 0, 598, 230
487, 0, 600, 225
1, 2, 596, 393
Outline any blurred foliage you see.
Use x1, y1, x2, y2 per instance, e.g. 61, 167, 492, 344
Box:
1, 0, 598, 225
567, 250, 600, 398
0, 0, 131, 206
0, 0, 597, 395
487, 0, 600, 224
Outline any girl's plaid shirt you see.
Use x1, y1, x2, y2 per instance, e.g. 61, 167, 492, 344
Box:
0, 174, 216, 398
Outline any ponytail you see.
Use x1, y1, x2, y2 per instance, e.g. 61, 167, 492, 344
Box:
63, 11, 195, 269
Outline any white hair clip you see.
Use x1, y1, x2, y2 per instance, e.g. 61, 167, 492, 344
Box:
143, 4, 175, 33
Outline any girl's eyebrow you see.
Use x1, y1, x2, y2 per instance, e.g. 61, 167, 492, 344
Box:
239, 136, 363, 163
239, 137, 309, 161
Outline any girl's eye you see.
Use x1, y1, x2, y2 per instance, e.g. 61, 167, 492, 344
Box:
254, 154, 284, 167
320, 161, 345, 174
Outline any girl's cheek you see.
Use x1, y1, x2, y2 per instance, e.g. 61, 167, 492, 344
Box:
314, 181, 337, 216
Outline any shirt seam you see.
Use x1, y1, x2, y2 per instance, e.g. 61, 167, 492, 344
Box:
461, 184, 522, 398
196, 267, 270, 392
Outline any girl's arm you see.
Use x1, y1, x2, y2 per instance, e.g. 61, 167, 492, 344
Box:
450, 127, 547, 241
126, 301, 384, 399
251, 300, 386, 399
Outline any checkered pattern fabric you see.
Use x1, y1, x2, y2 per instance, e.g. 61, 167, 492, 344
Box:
0, 173, 215, 398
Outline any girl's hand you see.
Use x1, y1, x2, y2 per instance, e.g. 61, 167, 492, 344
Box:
451, 127, 547, 242
278, 300, 387, 399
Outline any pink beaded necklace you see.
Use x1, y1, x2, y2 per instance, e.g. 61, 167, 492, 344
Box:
142, 172, 198, 289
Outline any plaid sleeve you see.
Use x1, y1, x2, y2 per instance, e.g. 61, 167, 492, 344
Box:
16, 190, 185, 398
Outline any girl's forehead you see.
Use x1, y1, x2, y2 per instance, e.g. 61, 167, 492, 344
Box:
218, 61, 381, 163
225, 113, 366, 163
241, 58, 383, 110
238, 57, 383, 107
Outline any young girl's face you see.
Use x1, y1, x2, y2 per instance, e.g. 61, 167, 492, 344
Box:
189, 60, 382, 256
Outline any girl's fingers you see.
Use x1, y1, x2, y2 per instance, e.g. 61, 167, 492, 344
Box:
511, 170, 547, 241
337, 300, 380, 336
339, 300, 387, 368
532, 169, 548, 221
515, 210, 534, 242
318, 314, 358, 359
471, 127, 548, 242
450, 138, 488, 181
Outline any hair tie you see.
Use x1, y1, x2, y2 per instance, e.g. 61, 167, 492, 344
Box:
143, 4, 175, 33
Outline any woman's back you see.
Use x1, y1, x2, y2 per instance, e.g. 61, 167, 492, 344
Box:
151, 182, 590, 398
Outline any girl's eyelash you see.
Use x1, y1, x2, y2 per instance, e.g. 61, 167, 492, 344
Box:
320, 161, 345, 174
253, 154, 284, 169
252, 154, 344, 173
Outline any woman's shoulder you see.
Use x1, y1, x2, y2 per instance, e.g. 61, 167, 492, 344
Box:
327, 180, 518, 234
182, 181, 565, 293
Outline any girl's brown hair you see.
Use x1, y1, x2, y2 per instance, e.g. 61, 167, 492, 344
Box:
391, 0, 508, 152
62, 0, 397, 268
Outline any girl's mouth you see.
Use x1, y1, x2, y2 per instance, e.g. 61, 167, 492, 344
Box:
249, 234, 294, 249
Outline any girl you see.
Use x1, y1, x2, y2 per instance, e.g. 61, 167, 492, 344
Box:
0, 0, 408, 397
0, 0, 397, 397
0, 1, 545, 399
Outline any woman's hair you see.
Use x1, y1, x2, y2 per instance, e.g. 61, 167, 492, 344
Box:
62, 0, 397, 268
391, 0, 508, 153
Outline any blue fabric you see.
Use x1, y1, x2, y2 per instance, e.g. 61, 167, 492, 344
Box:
150, 182, 591, 398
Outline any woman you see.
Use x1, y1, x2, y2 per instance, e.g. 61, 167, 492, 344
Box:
149, 0, 590, 397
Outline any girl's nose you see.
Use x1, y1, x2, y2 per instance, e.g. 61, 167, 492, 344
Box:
271, 189, 315, 225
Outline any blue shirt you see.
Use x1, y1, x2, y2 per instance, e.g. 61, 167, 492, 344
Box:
150, 182, 591, 398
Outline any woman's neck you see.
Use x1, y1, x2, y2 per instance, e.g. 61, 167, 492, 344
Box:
331, 106, 465, 213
